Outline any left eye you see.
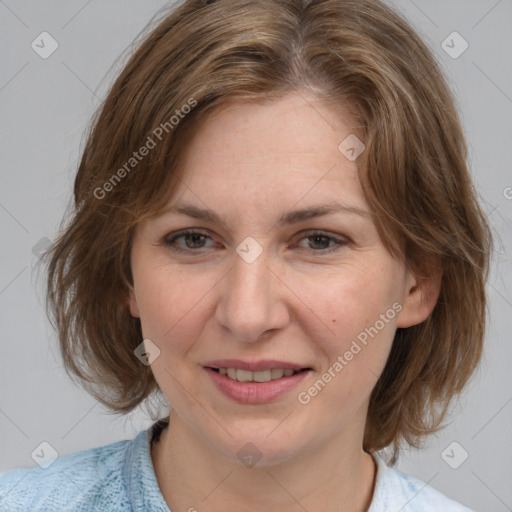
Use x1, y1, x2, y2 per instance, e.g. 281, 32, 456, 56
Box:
295, 232, 346, 252
164, 229, 347, 254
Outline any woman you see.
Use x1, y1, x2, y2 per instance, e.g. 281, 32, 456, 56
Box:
0, 0, 491, 510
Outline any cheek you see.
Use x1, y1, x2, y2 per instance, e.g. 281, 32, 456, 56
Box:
296, 275, 399, 415
134, 263, 217, 348
134, 265, 212, 391
292, 262, 400, 378
297, 262, 398, 332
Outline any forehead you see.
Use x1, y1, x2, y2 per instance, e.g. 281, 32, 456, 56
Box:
185, 93, 358, 158
171, 93, 366, 206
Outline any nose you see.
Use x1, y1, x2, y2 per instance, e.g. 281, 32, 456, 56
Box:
214, 244, 290, 343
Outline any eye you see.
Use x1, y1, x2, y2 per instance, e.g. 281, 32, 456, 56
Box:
164, 229, 216, 253
293, 231, 349, 254
164, 228, 348, 255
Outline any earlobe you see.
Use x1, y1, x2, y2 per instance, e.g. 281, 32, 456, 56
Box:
128, 289, 141, 318
397, 266, 442, 328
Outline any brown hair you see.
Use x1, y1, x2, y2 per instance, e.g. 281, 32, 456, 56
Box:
41, 0, 492, 462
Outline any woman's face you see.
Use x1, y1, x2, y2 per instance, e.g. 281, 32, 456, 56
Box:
128, 92, 433, 465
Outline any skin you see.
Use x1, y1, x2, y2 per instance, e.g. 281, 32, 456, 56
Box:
127, 92, 440, 512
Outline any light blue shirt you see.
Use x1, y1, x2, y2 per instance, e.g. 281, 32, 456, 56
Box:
0, 420, 473, 511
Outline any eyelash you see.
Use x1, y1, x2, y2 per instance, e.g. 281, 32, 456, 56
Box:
163, 229, 349, 255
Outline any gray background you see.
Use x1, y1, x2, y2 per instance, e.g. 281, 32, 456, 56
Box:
0, 1, 511, 511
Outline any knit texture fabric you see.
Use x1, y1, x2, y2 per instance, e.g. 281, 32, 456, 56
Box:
0, 419, 473, 511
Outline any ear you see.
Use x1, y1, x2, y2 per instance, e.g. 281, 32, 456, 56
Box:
397, 260, 442, 328
127, 287, 141, 319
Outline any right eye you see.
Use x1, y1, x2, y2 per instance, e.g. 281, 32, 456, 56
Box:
164, 229, 218, 254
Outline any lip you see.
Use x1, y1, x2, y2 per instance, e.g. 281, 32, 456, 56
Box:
204, 366, 312, 404
203, 359, 312, 372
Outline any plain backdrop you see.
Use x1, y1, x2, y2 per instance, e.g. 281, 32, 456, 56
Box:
0, 1, 511, 511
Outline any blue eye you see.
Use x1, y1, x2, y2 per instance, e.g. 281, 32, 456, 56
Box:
164, 229, 348, 255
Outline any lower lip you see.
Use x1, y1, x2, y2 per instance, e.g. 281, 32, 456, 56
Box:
204, 367, 311, 404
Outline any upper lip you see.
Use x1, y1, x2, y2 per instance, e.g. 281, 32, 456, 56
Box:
203, 359, 312, 372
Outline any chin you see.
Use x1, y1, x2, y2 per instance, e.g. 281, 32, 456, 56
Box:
210, 429, 303, 468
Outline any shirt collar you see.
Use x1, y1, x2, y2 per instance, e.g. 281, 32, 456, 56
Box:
123, 419, 171, 512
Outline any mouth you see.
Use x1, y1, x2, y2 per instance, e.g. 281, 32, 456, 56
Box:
203, 360, 313, 404
206, 366, 312, 383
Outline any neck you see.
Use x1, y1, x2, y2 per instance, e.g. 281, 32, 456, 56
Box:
151, 412, 377, 512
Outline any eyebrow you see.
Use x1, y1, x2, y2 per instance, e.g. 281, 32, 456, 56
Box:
160, 201, 371, 226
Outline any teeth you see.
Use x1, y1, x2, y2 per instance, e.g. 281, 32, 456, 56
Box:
217, 367, 301, 382
236, 369, 253, 382
271, 368, 284, 379
251, 370, 270, 382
